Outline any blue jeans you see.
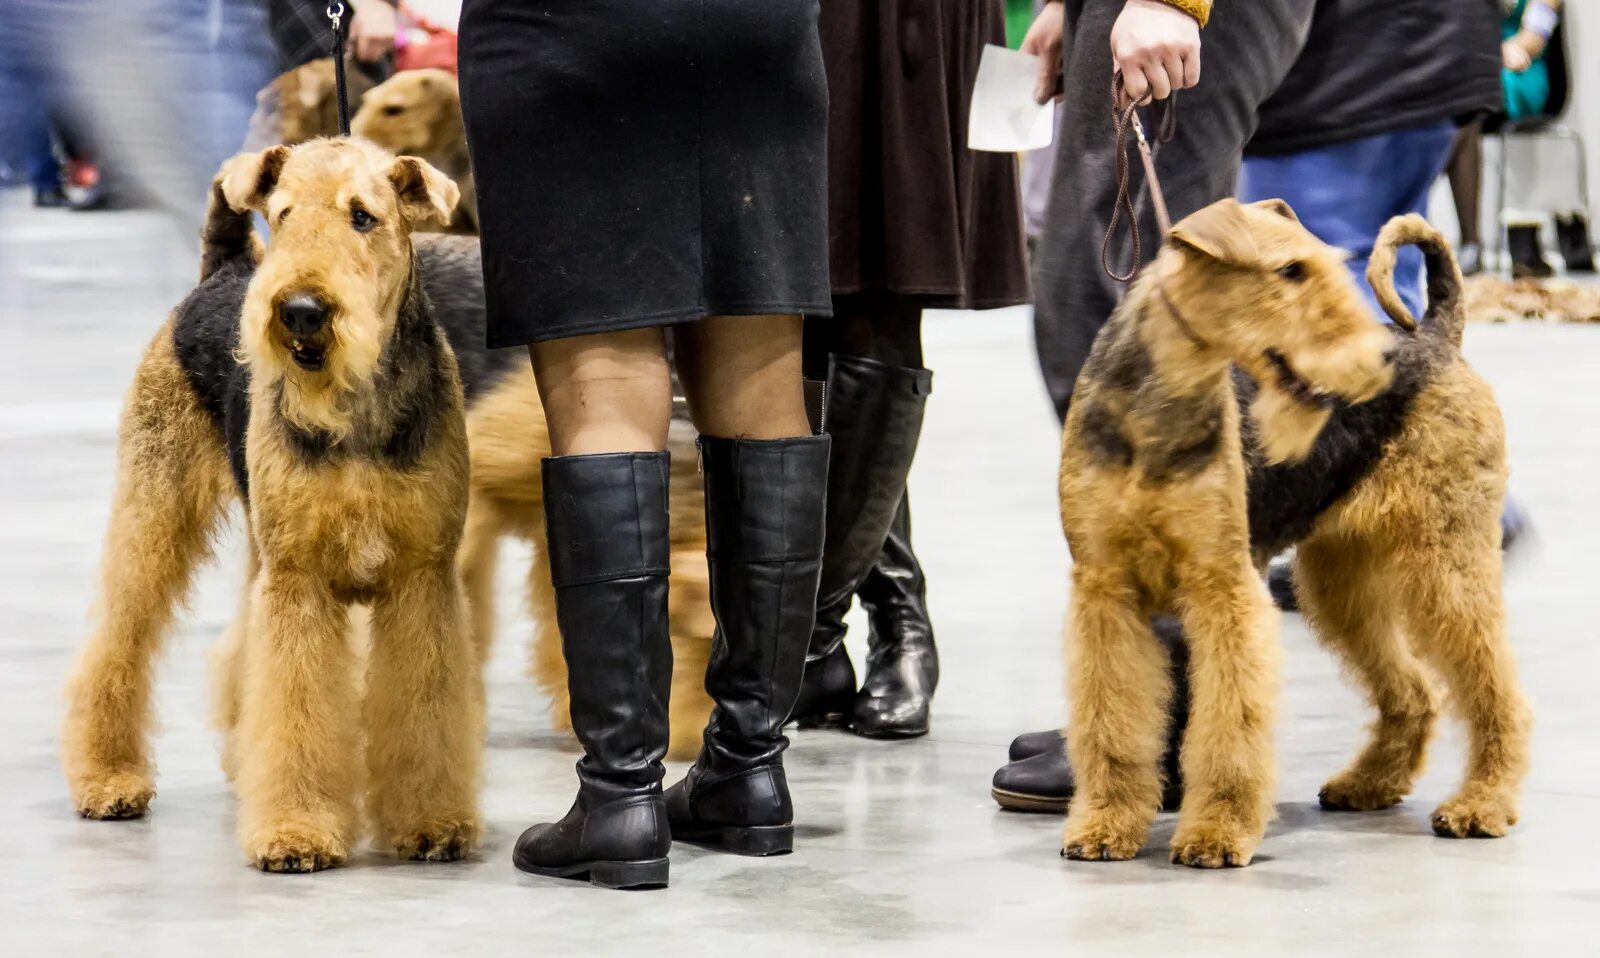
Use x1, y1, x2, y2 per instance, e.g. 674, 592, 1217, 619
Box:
1239, 122, 1457, 323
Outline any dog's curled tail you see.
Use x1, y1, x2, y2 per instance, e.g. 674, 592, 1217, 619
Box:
198, 171, 260, 283
1367, 213, 1466, 349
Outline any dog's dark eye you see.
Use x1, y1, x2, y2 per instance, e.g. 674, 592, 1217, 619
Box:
351, 207, 378, 233
1276, 262, 1307, 282
382, 105, 404, 117
277, 206, 292, 225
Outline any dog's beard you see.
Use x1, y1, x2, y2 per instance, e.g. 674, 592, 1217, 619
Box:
238, 294, 387, 442
1251, 387, 1332, 465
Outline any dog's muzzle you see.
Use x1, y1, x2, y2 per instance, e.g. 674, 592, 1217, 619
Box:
278, 294, 330, 371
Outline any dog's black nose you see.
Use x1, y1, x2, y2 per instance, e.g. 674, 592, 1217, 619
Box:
279, 294, 328, 337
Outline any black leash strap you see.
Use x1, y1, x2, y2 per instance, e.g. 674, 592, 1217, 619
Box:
327, 2, 351, 136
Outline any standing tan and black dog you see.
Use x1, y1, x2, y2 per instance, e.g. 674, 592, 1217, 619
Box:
61, 138, 483, 872
1057, 200, 1529, 868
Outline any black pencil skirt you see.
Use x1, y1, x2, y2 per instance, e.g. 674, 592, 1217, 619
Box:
458, 0, 833, 348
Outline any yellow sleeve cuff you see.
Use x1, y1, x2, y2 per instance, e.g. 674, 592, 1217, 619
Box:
1157, 0, 1212, 27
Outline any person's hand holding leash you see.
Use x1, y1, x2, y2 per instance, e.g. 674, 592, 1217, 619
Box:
1111, 0, 1202, 104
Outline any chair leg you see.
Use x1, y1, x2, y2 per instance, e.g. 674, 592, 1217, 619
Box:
1494, 132, 1509, 275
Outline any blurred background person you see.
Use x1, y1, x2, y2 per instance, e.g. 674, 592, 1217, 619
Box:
791, 0, 1031, 739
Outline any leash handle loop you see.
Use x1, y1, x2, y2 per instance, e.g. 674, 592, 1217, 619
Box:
1101, 73, 1177, 283
328, 2, 351, 137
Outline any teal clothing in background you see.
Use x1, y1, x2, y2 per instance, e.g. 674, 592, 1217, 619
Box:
1502, 0, 1551, 119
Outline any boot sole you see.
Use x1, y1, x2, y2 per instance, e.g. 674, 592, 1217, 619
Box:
513, 852, 670, 889
991, 787, 1068, 815
851, 721, 929, 740
790, 711, 850, 731
673, 823, 793, 857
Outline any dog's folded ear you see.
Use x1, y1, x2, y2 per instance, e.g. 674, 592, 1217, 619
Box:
1250, 198, 1300, 223
388, 156, 460, 229
220, 145, 291, 214
1169, 197, 1262, 267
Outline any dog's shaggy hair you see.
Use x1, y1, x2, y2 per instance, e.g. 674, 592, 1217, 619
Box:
352, 69, 478, 234
61, 139, 483, 872
1056, 200, 1530, 869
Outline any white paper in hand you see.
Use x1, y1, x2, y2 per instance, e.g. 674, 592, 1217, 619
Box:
967, 44, 1055, 153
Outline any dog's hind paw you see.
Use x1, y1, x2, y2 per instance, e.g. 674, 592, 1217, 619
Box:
1318, 773, 1407, 812
1430, 793, 1517, 839
72, 770, 155, 821
248, 825, 348, 873
389, 817, 480, 862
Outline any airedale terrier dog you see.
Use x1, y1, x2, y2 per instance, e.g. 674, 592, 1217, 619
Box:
1058, 202, 1531, 868
352, 68, 478, 233
61, 138, 483, 872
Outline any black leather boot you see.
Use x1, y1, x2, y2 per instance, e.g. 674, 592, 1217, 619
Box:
665, 434, 830, 856
992, 618, 1190, 814
850, 497, 938, 738
513, 453, 673, 889
1507, 222, 1554, 279
1556, 212, 1596, 273
790, 354, 932, 727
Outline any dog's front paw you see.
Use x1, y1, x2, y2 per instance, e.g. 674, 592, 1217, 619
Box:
247, 824, 349, 873
1318, 771, 1407, 812
1170, 818, 1260, 868
388, 817, 480, 862
72, 769, 155, 820
1430, 792, 1517, 839
1061, 813, 1147, 862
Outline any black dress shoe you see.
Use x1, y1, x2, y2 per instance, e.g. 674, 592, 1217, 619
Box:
1009, 728, 1063, 763
665, 435, 830, 856
991, 747, 1185, 814
1268, 558, 1298, 612
512, 453, 674, 889
790, 630, 856, 729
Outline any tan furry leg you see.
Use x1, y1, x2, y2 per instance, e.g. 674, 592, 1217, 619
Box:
526, 543, 573, 736
1295, 538, 1437, 811
62, 336, 229, 820
667, 548, 716, 760
1398, 542, 1531, 838
1060, 568, 1169, 862
365, 563, 483, 861
235, 569, 360, 872
209, 540, 260, 785
1171, 562, 1279, 868
458, 494, 502, 669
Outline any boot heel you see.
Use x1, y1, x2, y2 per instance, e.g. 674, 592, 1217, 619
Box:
587, 857, 670, 890
719, 825, 794, 857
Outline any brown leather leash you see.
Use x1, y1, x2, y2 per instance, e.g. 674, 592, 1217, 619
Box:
1101, 73, 1177, 283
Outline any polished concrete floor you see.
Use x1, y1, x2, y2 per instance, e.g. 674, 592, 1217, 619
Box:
3, 195, 1599, 955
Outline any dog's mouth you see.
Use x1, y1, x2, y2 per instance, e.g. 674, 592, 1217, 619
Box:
1263, 349, 1335, 410
290, 340, 327, 371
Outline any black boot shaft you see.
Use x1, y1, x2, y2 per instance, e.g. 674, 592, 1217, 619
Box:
813, 354, 932, 652
697, 434, 829, 773
542, 452, 672, 803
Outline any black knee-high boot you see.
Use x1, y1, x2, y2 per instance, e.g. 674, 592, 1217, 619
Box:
513, 452, 673, 889
664, 434, 830, 855
789, 354, 932, 727
850, 497, 939, 738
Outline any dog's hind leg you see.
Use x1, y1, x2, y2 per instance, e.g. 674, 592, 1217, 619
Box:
209, 537, 260, 785
62, 330, 231, 820
1060, 567, 1169, 862
1295, 537, 1437, 811
526, 541, 574, 737
1170, 557, 1280, 868
1398, 538, 1530, 838
458, 493, 503, 669
235, 570, 360, 872
365, 563, 483, 861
